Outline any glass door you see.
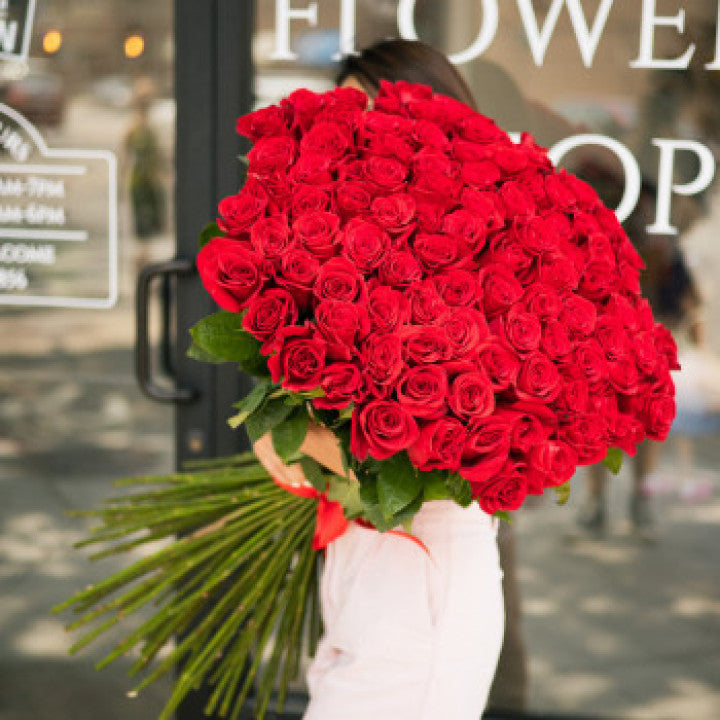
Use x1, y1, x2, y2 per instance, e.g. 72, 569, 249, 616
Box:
0, 2, 176, 718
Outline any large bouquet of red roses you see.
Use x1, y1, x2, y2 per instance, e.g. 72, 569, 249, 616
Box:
194, 79, 677, 526
57, 81, 678, 720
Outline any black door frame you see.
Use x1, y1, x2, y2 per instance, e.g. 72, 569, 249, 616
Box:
175, 0, 254, 469
174, 2, 256, 717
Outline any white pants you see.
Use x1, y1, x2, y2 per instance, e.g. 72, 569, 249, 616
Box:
305, 501, 504, 720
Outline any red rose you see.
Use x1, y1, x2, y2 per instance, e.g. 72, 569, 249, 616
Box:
341, 218, 389, 273
493, 145, 529, 174
494, 404, 552, 454
397, 365, 449, 419
300, 121, 352, 160
282, 88, 323, 131
460, 418, 512, 484
196, 238, 270, 312
335, 181, 373, 219
242, 288, 298, 347
580, 260, 617, 300
529, 440, 578, 486
217, 191, 267, 237
379, 250, 423, 289
461, 161, 502, 189
460, 189, 505, 233
574, 340, 608, 385
653, 325, 680, 371
267, 325, 326, 391
288, 153, 333, 187
500, 181, 536, 217
250, 215, 293, 259
504, 307, 542, 354
541, 320, 575, 360
291, 186, 330, 216
402, 325, 452, 365
247, 135, 296, 179
561, 413, 608, 464
516, 352, 562, 402
459, 113, 507, 144
449, 371, 495, 420
442, 210, 488, 254
313, 256, 365, 303
433, 269, 481, 308
478, 339, 520, 391
523, 284, 560, 321
293, 211, 340, 259
370, 193, 416, 238
544, 170, 578, 212
367, 285, 411, 334
315, 299, 369, 361
313, 363, 366, 410
277, 248, 320, 308
365, 132, 415, 164
442, 307, 489, 359
479, 263, 524, 317
560, 293, 597, 337
408, 417, 465, 471
351, 399, 420, 461
643, 390, 675, 442
412, 119, 449, 149
537, 250, 580, 291
236, 104, 288, 142
363, 155, 408, 193
405, 279, 448, 325
474, 462, 529, 514
363, 333, 405, 392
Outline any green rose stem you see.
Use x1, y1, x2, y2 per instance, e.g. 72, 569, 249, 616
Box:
53, 460, 322, 720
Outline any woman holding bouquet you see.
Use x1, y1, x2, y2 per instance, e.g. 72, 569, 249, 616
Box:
253, 39, 505, 720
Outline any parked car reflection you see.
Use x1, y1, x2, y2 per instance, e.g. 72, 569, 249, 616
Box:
3, 70, 66, 127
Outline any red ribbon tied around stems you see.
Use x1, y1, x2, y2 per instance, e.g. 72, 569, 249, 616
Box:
272, 477, 429, 554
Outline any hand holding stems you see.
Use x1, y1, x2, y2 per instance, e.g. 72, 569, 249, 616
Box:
253, 421, 351, 488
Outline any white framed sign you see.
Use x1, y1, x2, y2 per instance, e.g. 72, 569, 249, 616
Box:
0, 0, 36, 63
0, 103, 118, 309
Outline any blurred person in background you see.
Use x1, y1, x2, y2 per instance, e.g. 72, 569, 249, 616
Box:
123, 76, 166, 271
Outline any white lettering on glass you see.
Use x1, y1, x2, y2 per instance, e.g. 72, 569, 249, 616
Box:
630, 0, 695, 69
548, 134, 641, 224
397, 0, 498, 65
649, 139, 716, 234
332, 0, 357, 60
516, 0, 614, 68
705, 1, 720, 69
270, 0, 319, 61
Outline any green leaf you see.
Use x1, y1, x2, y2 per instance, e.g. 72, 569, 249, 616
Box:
325, 475, 363, 519
187, 341, 225, 364
245, 397, 294, 444
377, 452, 423, 520
494, 510, 514, 524
189, 311, 268, 376
271, 410, 309, 462
602, 447, 623, 475
388, 492, 423, 530
198, 221, 221, 249
421, 470, 451, 503
337, 403, 355, 421
554, 480, 572, 506
299, 457, 326, 493
446, 472, 472, 508
228, 380, 272, 429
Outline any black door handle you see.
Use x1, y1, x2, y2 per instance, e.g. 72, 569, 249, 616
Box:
135, 258, 198, 403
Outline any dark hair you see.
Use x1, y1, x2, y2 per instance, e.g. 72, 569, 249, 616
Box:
337, 39, 477, 110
